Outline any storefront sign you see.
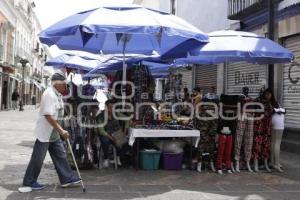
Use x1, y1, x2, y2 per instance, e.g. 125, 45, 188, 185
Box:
226, 63, 267, 97
231, 71, 263, 94
235, 71, 260, 85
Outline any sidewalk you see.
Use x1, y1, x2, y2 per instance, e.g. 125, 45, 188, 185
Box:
0, 107, 300, 200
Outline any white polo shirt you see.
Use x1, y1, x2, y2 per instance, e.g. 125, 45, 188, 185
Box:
34, 86, 64, 142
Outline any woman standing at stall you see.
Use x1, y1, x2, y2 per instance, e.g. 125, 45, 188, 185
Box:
252, 88, 274, 172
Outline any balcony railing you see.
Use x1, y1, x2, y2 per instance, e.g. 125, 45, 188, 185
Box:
228, 0, 282, 20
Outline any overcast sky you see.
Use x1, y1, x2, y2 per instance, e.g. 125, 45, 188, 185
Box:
34, 0, 134, 56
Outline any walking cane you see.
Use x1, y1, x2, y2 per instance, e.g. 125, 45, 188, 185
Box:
66, 138, 87, 192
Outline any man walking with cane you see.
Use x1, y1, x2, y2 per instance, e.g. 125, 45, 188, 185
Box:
21, 72, 81, 191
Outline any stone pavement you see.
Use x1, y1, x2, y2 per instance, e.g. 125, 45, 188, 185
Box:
0, 106, 300, 200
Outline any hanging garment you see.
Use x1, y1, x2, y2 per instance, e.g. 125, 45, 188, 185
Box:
68, 117, 95, 169
82, 84, 96, 98
69, 82, 79, 99
218, 95, 239, 134
216, 133, 233, 170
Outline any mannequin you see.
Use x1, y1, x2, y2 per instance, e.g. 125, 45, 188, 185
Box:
234, 87, 254, 172
194, 104, 217, 173
271, 107, 285, 172
252, 89, 273, 172
216, 127, 233, 174
218, 95, 239, 174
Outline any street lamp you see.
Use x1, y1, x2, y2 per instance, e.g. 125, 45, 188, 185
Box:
17, 58, 30, 111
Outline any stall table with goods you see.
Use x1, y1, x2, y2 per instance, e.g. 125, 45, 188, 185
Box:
129, 124, 200, 170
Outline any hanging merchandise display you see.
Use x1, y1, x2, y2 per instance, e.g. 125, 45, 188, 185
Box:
63, 75, 98, 170
110, 64, 156, 122
165, 72, 181, 102
64, 108, 98, 170
132, 64, 155, 103
164, 67, 192, 102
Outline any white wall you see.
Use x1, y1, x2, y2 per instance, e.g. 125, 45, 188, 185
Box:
159, 0, 170, 13
135, 0, 160, 10
176, 0, 232, 32
138, 0, 232, 32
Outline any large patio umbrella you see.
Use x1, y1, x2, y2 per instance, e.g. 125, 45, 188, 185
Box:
38, 4, 208, 103
172, 30, 294, 65
83, 59, 179, 81
45, 53, 114, 71
82, 55, 161, 80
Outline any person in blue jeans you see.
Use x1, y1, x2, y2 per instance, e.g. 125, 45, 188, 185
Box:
23, 73, 80, 190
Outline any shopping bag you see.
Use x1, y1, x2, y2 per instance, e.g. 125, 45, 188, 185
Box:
112, 130, 127, 147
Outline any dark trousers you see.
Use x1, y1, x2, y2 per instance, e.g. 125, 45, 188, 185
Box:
23, 139, 76, 186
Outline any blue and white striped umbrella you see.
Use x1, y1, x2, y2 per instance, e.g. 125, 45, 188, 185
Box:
174, 30, 294, 65
39, 4, 208, 56
45, 53, 112, 71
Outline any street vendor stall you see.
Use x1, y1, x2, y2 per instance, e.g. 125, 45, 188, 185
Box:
38, 3, 295, 177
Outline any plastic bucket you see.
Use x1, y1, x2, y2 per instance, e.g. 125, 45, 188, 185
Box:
163, 152, 183, 170
139, 150, 161, 170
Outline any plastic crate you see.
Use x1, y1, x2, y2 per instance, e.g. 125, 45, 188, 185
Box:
139, 150, 161, 170
162, 152, 183, 170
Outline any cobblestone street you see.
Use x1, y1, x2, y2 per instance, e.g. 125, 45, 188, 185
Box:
0, 107, 300, 200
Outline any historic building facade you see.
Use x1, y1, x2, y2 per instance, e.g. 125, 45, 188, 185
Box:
0, 0, 51, 110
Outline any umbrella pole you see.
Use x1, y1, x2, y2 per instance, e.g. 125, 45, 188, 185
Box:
122, 49, 126, 107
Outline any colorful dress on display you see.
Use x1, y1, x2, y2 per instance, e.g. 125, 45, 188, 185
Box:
252, 98, 273, 160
